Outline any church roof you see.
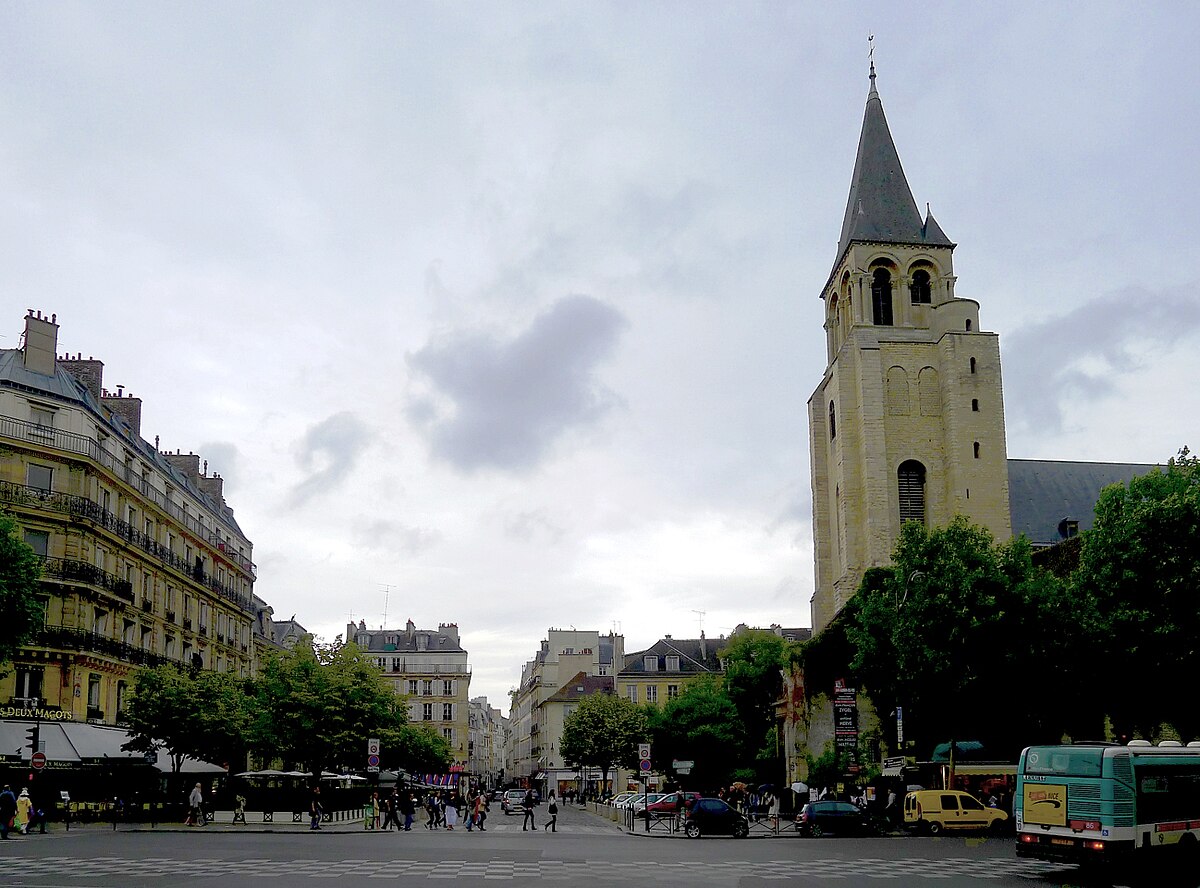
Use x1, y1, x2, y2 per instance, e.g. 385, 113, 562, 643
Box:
1007, 458, 1157, 548
830, 67, 953, 282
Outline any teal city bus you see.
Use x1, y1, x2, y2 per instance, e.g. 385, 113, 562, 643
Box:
1015, 741, 1200, 864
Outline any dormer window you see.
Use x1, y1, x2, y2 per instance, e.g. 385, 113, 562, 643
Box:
644, 656, 658, 671
909, 269, 932, 304
665, 655, 680, 671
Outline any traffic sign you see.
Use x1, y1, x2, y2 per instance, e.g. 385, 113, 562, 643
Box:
638, 759, 652, 772
31, 751, 47, 770
671, 760, 694, 770
367, 738, 380, 756
367, 754, 380, 767
638, 743, 651, 760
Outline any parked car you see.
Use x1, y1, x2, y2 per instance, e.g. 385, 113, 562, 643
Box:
903, 790, 1008, 834
795, 800, 876, 837
609, 792, 639, 808
645, 791, 703, 814
629, 793, 665, 812
683, 798, 749, 838
501, 790, 528, 815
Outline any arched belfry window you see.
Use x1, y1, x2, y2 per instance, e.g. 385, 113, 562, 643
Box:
910, 269, 932, 304
829, 401, 837, 440
898, 460, 926, 524
871, 268, 894, 326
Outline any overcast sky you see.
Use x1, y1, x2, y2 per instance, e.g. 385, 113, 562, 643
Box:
3, 3, 1197, 713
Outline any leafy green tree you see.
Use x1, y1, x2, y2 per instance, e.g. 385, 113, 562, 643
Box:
123, 663, 251, 772
645, 674, 743, 791
0, 510, 43, 669
719, 629, 798, 782
249, 636, 421, 779
848, 516, 1090, 759
1073, 448, 1200, 741
560, 690, 647, 794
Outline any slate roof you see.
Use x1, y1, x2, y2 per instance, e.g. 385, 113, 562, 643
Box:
829, 68, 953, 284
353, 626, 467, 654
1008, 458, 1157, 547
545, 672, 614, 703
620, 637, 723, 676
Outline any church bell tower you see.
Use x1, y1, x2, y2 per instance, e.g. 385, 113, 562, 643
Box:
808, 65, 1012, 632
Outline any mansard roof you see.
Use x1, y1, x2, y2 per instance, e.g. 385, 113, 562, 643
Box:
829, 67, 953, 283
545, 672, 614, 702
620, 636, 723, 676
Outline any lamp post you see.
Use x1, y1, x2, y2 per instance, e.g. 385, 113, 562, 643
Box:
895, 571, 924, 756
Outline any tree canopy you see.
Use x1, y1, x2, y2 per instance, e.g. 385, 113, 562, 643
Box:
0, 509, 44, 669
560, 690, 646, 791
1073, 448, 1200, 740
644, 674, 743, 790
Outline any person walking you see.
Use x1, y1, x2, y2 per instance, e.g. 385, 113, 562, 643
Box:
521, 788, 536, 831
444, 791, 459, 830
309, 786, 323, 830
187, 783, 205, 827
382, 790, 403, 831
400, 791, 415, 831
543, 791, 558, 832
16, 789, 33, 834
0, 784, 17, 839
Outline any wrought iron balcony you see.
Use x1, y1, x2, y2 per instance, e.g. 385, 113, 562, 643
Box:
0, 479, 255, 614
0, 414, 257, 579
30, 624, 183, 669
39, 557, 134, 603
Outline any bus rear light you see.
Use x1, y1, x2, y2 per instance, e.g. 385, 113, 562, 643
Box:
1084, 841, 1105, 852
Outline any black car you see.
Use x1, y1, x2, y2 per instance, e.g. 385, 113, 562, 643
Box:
795, 800, 876, 837
683, 798, 749, 838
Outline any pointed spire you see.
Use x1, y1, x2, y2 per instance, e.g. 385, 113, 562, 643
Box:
830, 66, 953, 277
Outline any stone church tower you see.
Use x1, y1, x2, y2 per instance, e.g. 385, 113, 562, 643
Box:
809, 66, 1012, 632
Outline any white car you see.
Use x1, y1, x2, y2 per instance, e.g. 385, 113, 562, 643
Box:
609, 792, 639, 807
630, 793, 666, 812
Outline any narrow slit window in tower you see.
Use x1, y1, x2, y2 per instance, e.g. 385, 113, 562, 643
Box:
973, 441, 981, 459
829, 401, 836, 439
898, 460, 926, 524
909, 269, 932, 304
871, 268, 894, 326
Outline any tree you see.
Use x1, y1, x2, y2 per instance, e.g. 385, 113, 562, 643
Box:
124, 664, 251, 772
560, 691, 646, 794
1073, 448, 1200, 740
719, 629, 798, 782
0, 509, 43, 669
249, 636, 420, 779
645, 674, 743, 791
847, 516, 1091, 759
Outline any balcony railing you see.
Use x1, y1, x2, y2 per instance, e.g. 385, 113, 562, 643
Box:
30, 624, 182, 669
1, 480, 255, 614
40, 557, 134, 603
0, 417, 257, 580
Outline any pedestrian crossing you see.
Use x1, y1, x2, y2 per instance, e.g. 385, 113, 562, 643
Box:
3, 853, 1072, 882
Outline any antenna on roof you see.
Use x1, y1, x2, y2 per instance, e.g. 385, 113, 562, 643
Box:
692, 609, 706, 635
379, 583, 395, 628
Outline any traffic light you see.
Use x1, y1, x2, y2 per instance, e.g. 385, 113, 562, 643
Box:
26, 725, 40, 755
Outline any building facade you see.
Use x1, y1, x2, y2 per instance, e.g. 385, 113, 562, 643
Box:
508, 628, 623, 788
0, 310, 259, 726
808, 66, 1012, 632
348, 619, 471, 771
467, 695, 508, 789
614, 633, 724, 707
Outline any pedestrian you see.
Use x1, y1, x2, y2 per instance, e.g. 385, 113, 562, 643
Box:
370, 791, 380, 830
521, 788, 536, 831
768, 790, 780, 829
425, 792, 438, 829
16, 789, 33, 834
401, 791, 415, 831
0, 784, 16, 839
187, 783, 205, 827
309, 786, 323, 830
471, 791, 488, 831
544, 791, 558, 832
382, 790, 403, 831
444, 792, 459, 830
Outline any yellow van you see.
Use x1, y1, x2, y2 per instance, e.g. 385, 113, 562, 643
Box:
903, 790, 1008, 834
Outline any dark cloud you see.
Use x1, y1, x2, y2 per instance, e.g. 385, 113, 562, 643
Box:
1004, 287, 1200, 435
352, 518, 442, 555
288, 412, 372, 506
407, 295, 627, 472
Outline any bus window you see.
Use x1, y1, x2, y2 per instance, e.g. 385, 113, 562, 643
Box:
1023, 747, 1103, 777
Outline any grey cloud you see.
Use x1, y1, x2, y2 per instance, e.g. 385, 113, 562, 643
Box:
198, 441, 240, 492
407, 295, 627, 472
1004, 288, 1200, 435
352, 518, 442, 556
288, 412, 372, 506
503, 509, 565, 545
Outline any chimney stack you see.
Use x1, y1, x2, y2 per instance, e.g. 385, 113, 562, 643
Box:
100, 389, 143, 437
60, 354, 105, 400
22, 310, 59, 376
163, 451, 202, 485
